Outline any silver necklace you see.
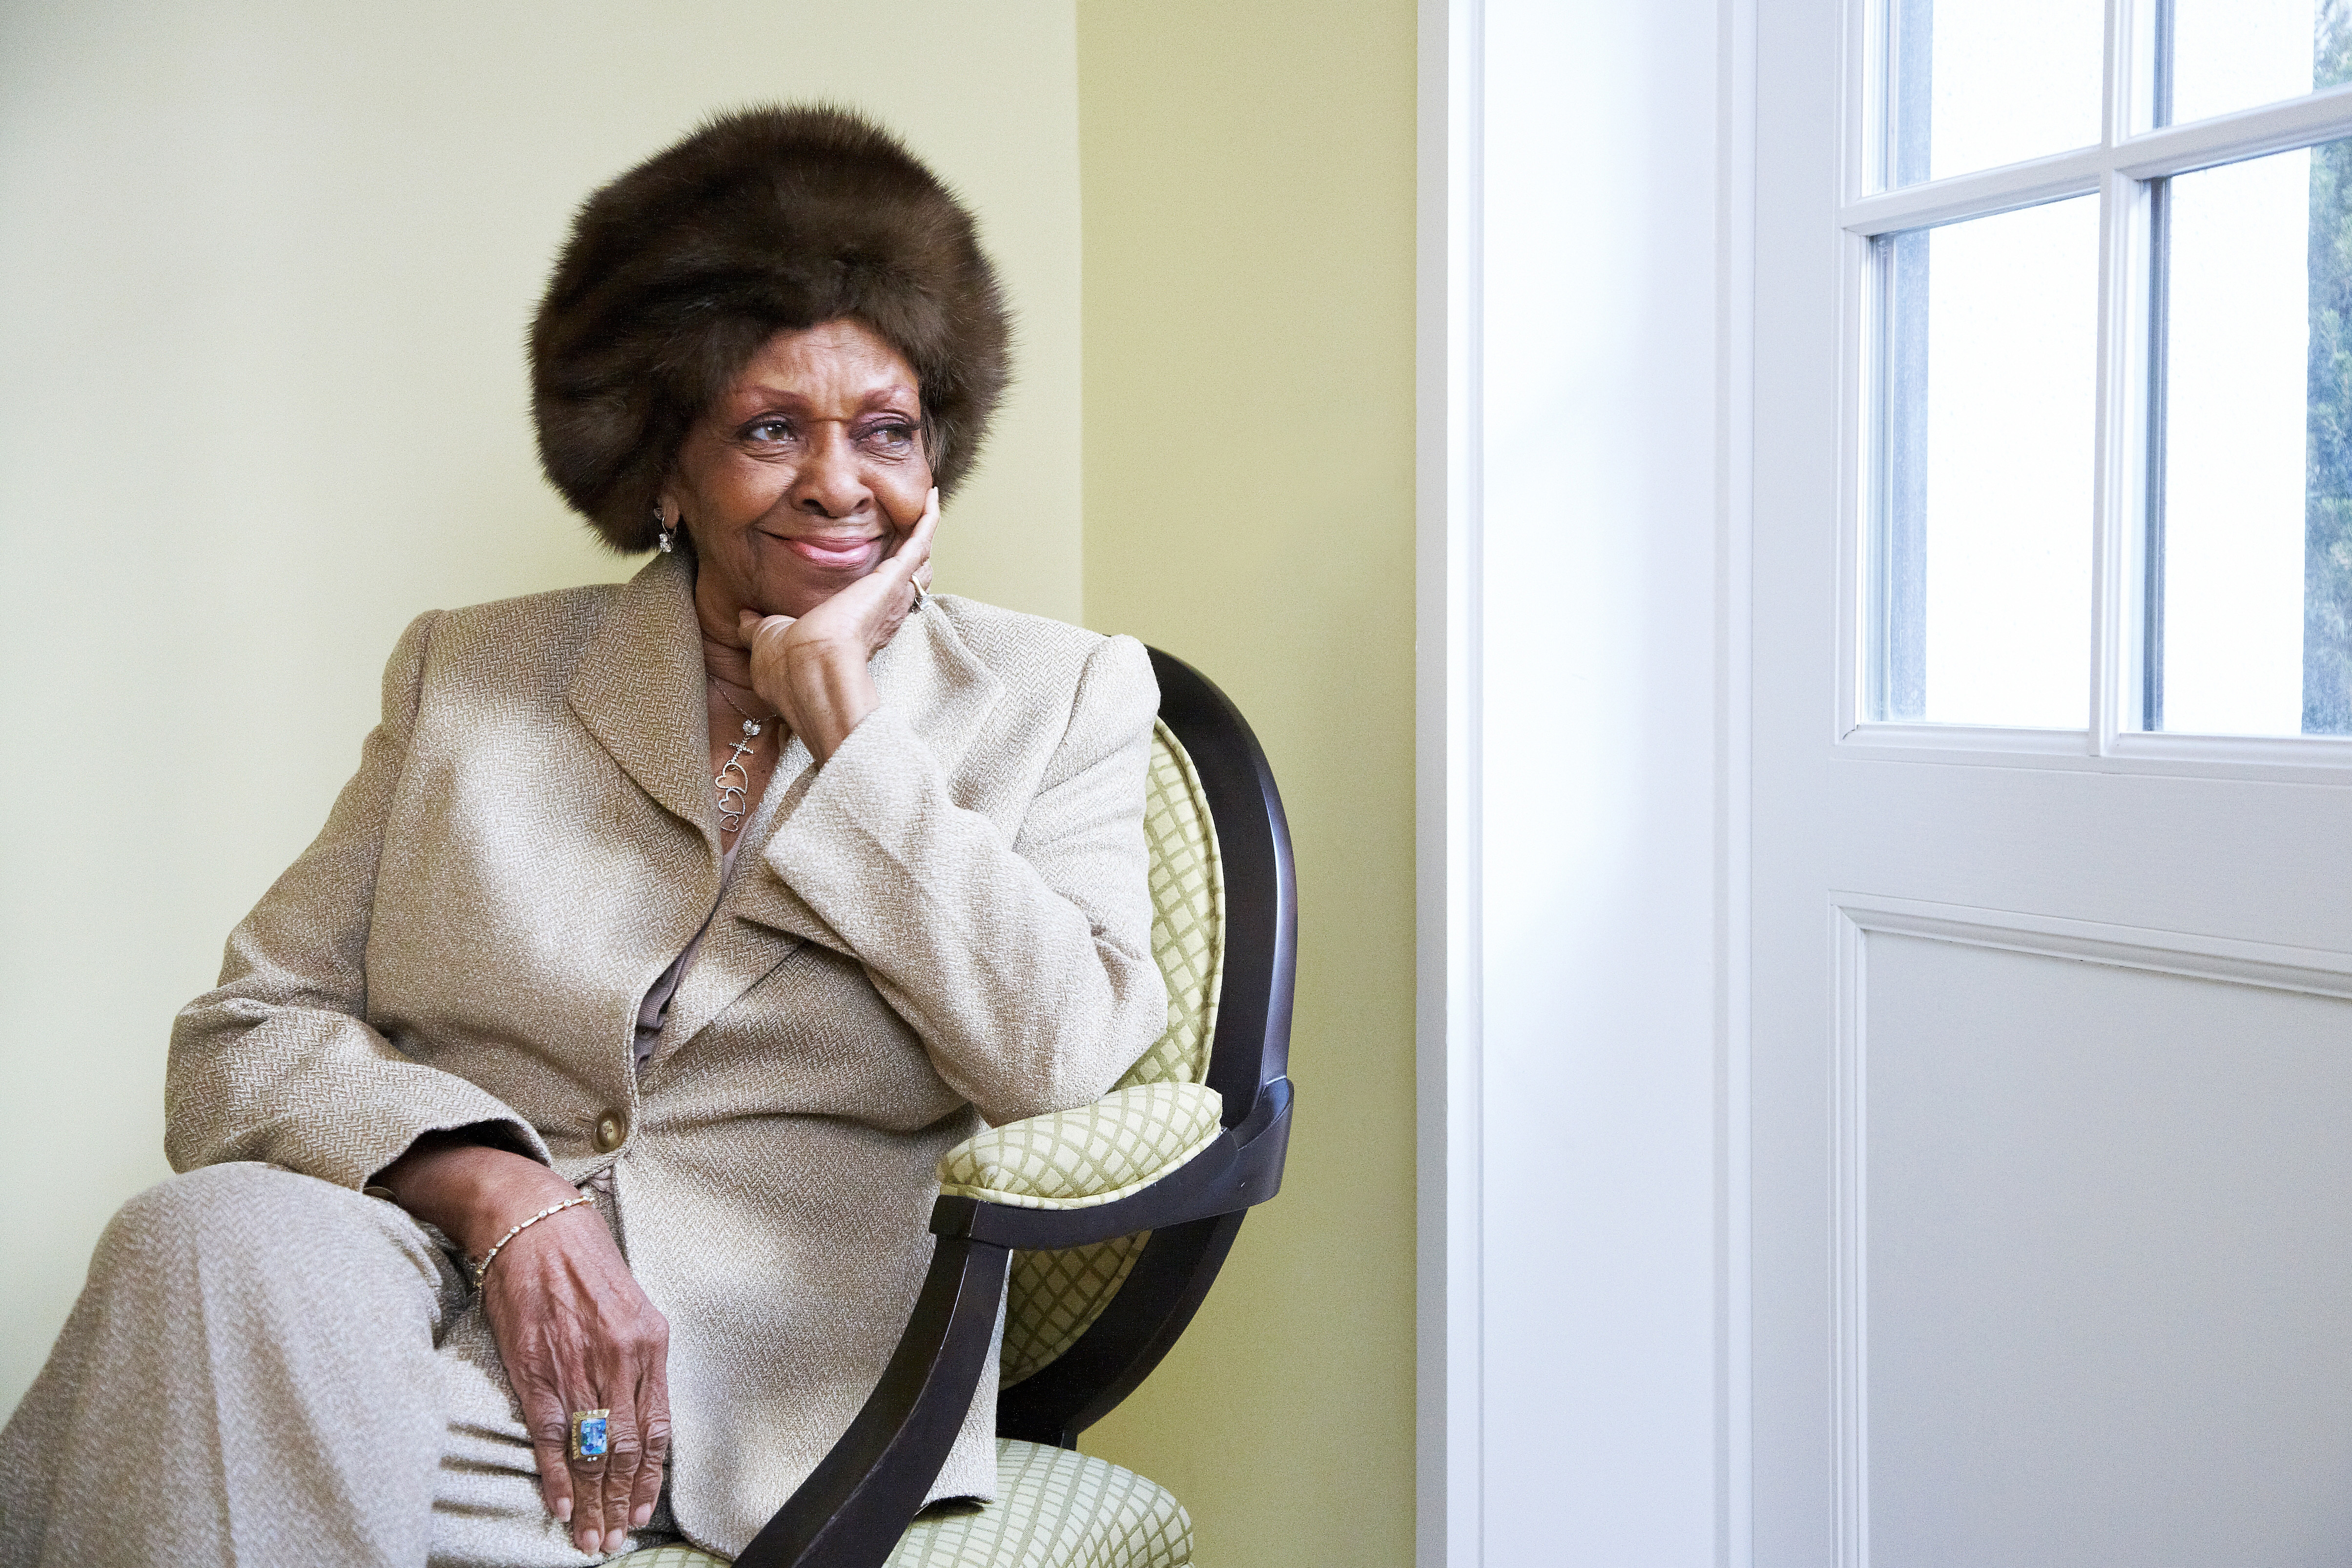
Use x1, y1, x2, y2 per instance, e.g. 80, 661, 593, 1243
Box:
711, 683, 779, 835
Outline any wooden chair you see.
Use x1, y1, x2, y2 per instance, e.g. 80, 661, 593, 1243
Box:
618, 647, 1297, 1568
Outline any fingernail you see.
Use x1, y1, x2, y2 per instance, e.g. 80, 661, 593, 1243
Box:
555, 1497, 572, 1523
606, 1527, 629, 1552
634, 1503, 654, 1526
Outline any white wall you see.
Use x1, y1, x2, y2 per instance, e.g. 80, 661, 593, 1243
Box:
0, 0, 1080, 1409
1420, 0, 1750, 1561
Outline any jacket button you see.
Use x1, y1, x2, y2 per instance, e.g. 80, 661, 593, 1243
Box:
594, 1113, 625, 1152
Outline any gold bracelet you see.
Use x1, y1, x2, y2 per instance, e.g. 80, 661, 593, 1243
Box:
470, 1194, 595, 1288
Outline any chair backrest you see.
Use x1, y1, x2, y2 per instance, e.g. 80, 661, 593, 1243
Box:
995, 646, 1296, 1435
998, 719, 1227, 1384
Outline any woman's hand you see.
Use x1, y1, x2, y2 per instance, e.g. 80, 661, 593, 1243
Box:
374, 1137, 671, 1556
481, 1203, 672, 1557
737, 487, 938, 762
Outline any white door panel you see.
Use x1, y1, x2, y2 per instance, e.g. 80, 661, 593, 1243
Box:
1862, 936, 2352, 1566
1753, 0, 2352, 1563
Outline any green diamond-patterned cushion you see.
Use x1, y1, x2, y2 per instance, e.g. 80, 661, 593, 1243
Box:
937, 1083, 1222, 1210
1117, 721, 1225, 1091
607, 1438, 1191, 1568
1000, 1231, 1150, 1385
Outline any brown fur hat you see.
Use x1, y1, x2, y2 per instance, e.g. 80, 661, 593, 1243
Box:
530, 104, 1011, 552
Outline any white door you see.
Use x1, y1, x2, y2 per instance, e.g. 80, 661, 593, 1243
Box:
1753, 1, 2352, 1562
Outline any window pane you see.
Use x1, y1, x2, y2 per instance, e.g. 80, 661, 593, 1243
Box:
1874, 199, 2099, 728
2163, 0, 2346, 129
2149, 135, 2352, 735
1888, 0, 2105, 187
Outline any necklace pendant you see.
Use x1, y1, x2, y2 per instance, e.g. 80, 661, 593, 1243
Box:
710, 685, 777, 837
716, 738, 758, 835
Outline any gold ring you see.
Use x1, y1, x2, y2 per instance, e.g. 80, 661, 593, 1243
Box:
570, 1408, 611, 1460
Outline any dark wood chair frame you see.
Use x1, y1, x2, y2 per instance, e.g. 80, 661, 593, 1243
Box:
735, 649, 1298, 1568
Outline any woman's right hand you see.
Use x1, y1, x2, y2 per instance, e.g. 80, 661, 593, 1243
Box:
375, 1136, 671, 1557
480, 1196, 672, 1556
735, 486, 940, 763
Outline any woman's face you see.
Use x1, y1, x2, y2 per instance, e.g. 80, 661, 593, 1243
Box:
665, 317, 934, 621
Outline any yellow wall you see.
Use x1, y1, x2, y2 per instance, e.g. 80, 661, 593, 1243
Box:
1074, 6, 1420, 1566
0, 0, 1082, 1408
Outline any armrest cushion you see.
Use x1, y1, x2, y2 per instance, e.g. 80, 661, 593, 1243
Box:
938, 1082, 1224, 1210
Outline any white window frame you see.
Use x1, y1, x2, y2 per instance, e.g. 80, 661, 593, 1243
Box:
1833, 0, 2352, 779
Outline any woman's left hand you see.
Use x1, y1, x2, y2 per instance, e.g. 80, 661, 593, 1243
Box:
737, 486, 938, 762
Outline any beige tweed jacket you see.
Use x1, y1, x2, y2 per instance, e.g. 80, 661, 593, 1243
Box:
165, 552, 1168, 1556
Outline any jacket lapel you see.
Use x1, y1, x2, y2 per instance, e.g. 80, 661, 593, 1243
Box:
648, 601, 1006, 1070
567, 554, 720, 854
643, 729, 817, 1069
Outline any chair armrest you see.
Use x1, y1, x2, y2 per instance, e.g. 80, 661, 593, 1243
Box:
735, 1079, 1294, 1568
936, 1082, 1225, 1210
932, 1076, 1292, 1250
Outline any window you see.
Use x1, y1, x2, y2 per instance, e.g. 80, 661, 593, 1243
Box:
1871, 199, 2099, 727
1854, 0, 2352, 746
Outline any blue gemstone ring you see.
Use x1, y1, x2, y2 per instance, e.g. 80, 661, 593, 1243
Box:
570, 1409, 611, 1461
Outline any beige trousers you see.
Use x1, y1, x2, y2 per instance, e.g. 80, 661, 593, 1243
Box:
0, 1163, 678, 1568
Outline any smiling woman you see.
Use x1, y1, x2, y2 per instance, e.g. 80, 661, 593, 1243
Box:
0, 105, 1168, 1567
670, 320, 945, 816
677, 318, 935, 611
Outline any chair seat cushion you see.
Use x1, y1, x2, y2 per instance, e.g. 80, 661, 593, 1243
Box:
609, 1438, 1192, 1567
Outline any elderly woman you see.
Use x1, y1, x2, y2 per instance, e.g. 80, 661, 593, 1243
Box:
0, 106, 1165, 1567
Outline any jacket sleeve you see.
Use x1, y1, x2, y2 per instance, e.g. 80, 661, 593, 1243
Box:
761, 633, 1169, 1127
165, 611, 552, 1186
